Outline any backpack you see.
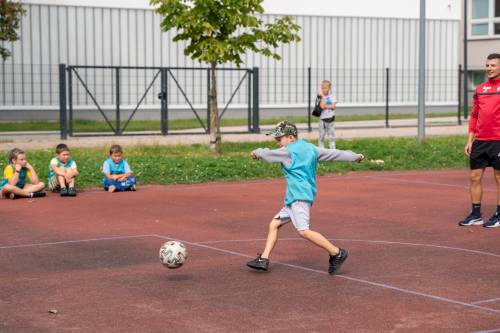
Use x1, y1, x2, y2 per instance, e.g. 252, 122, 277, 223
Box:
312, 95, 322, 117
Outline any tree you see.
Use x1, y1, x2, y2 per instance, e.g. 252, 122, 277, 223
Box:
150, 0, 300, 154
0, 0, 26, 61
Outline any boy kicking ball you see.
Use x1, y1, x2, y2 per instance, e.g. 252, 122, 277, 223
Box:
246, 121, 364, 275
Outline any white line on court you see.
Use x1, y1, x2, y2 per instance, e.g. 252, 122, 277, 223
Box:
472, 297, 500, 305
0, 234, 155, 250
472, 328, 500, 333
198, 237, 500, 259
152, 234, 500, 315
3, 233, 500, 316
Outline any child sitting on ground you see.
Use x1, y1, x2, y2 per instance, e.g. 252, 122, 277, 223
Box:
102, 144, 136, 192
0, 148, 46, 199
48, 143, 79, 197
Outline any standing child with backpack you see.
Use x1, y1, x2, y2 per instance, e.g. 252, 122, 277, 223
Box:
317, 80, 337, 149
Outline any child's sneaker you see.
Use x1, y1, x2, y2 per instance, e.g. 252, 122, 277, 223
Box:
30, 192, 46, 198
329, 248, 349, 275
107, 185, 116, 193
484, 213, 500, 228
131, 185, 137, 191
458, 212, 483, 226
67, 187, 77, 197
246, 255, 269, 271
60, 187, 68, 197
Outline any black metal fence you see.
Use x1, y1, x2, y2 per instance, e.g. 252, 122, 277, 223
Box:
2, 64, 461, 108
58, 64, 259, 138
303, 66, 463, 131
0, 63, 467, 137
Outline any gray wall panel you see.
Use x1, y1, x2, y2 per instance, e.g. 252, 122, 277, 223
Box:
1, 3, 460, 110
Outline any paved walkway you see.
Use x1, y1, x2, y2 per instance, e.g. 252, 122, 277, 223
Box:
0, 117, 468, 151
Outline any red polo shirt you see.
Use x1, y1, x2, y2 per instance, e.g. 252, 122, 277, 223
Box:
469, 77, 500, 141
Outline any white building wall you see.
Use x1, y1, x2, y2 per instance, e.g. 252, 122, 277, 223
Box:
22, 0, 462, 20
1, 1, 460, 111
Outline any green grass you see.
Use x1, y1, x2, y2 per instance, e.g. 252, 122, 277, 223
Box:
0, 136, 469, 188
0, 112, 459, 132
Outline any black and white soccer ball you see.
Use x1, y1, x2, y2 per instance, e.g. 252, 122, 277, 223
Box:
159, 241, 187, 269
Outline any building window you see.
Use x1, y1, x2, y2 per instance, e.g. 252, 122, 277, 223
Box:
472, 0, 489, 18
472, 23, 489, 35
470, 0, 500, 37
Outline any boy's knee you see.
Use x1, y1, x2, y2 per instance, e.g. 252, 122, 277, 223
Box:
2, 184, 13, 191
298, 230, 310, 238
269, 219, 281, 230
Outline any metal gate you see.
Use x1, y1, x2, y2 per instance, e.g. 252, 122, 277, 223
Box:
58, 64, 259, 138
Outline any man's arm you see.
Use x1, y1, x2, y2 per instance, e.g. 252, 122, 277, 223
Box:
465, 132, 475, 156
252, 147, 291, 165
469, 91, 479, 135
465, 91, 479, 156
316, 147, 363, 162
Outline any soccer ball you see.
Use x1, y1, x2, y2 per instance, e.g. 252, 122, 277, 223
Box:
159, 241, 187, 269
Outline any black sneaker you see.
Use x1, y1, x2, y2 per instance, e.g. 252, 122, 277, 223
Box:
30, 191, 46, 198
60, 187, 68, 197
458, 212, 483, 226
67, 187, 77, 197
246, 255, 269, 271
484, 212, 500, 228
329, 248, 349, 275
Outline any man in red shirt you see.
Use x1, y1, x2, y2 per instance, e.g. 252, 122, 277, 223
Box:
460, 53, 500, 227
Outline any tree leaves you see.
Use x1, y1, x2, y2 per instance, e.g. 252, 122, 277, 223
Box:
149, 0, 301, 153
150, 0, 301, 66
0, 0, 26, 60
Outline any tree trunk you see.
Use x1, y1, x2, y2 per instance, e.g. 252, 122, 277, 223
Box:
209, 62, 222, 154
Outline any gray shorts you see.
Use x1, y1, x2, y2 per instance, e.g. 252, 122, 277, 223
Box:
274, 201, 311, 231
48, 176, 59, 191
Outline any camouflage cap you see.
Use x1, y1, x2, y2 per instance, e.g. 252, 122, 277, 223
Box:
266, 120, 298, 137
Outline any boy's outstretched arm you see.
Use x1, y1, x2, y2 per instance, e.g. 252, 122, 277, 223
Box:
252, 148, 291, 164
316, 147, 364, 163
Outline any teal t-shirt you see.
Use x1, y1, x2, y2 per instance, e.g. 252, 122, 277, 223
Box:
281, 139, 318, 206
0, 164, 29, 189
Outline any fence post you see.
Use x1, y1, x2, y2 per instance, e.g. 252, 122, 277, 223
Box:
207, 68, 211, 134
252, 67, 260, 133
115, 68, 121, 135
464, 70, 469, 120
67, 67, 73, 136
247, 69, 252, 133
160, 68, 168, 135
458, 64, 462, 126
385, 67, 390, 128
58, 63, 67, 140
307, 67, 312, 132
